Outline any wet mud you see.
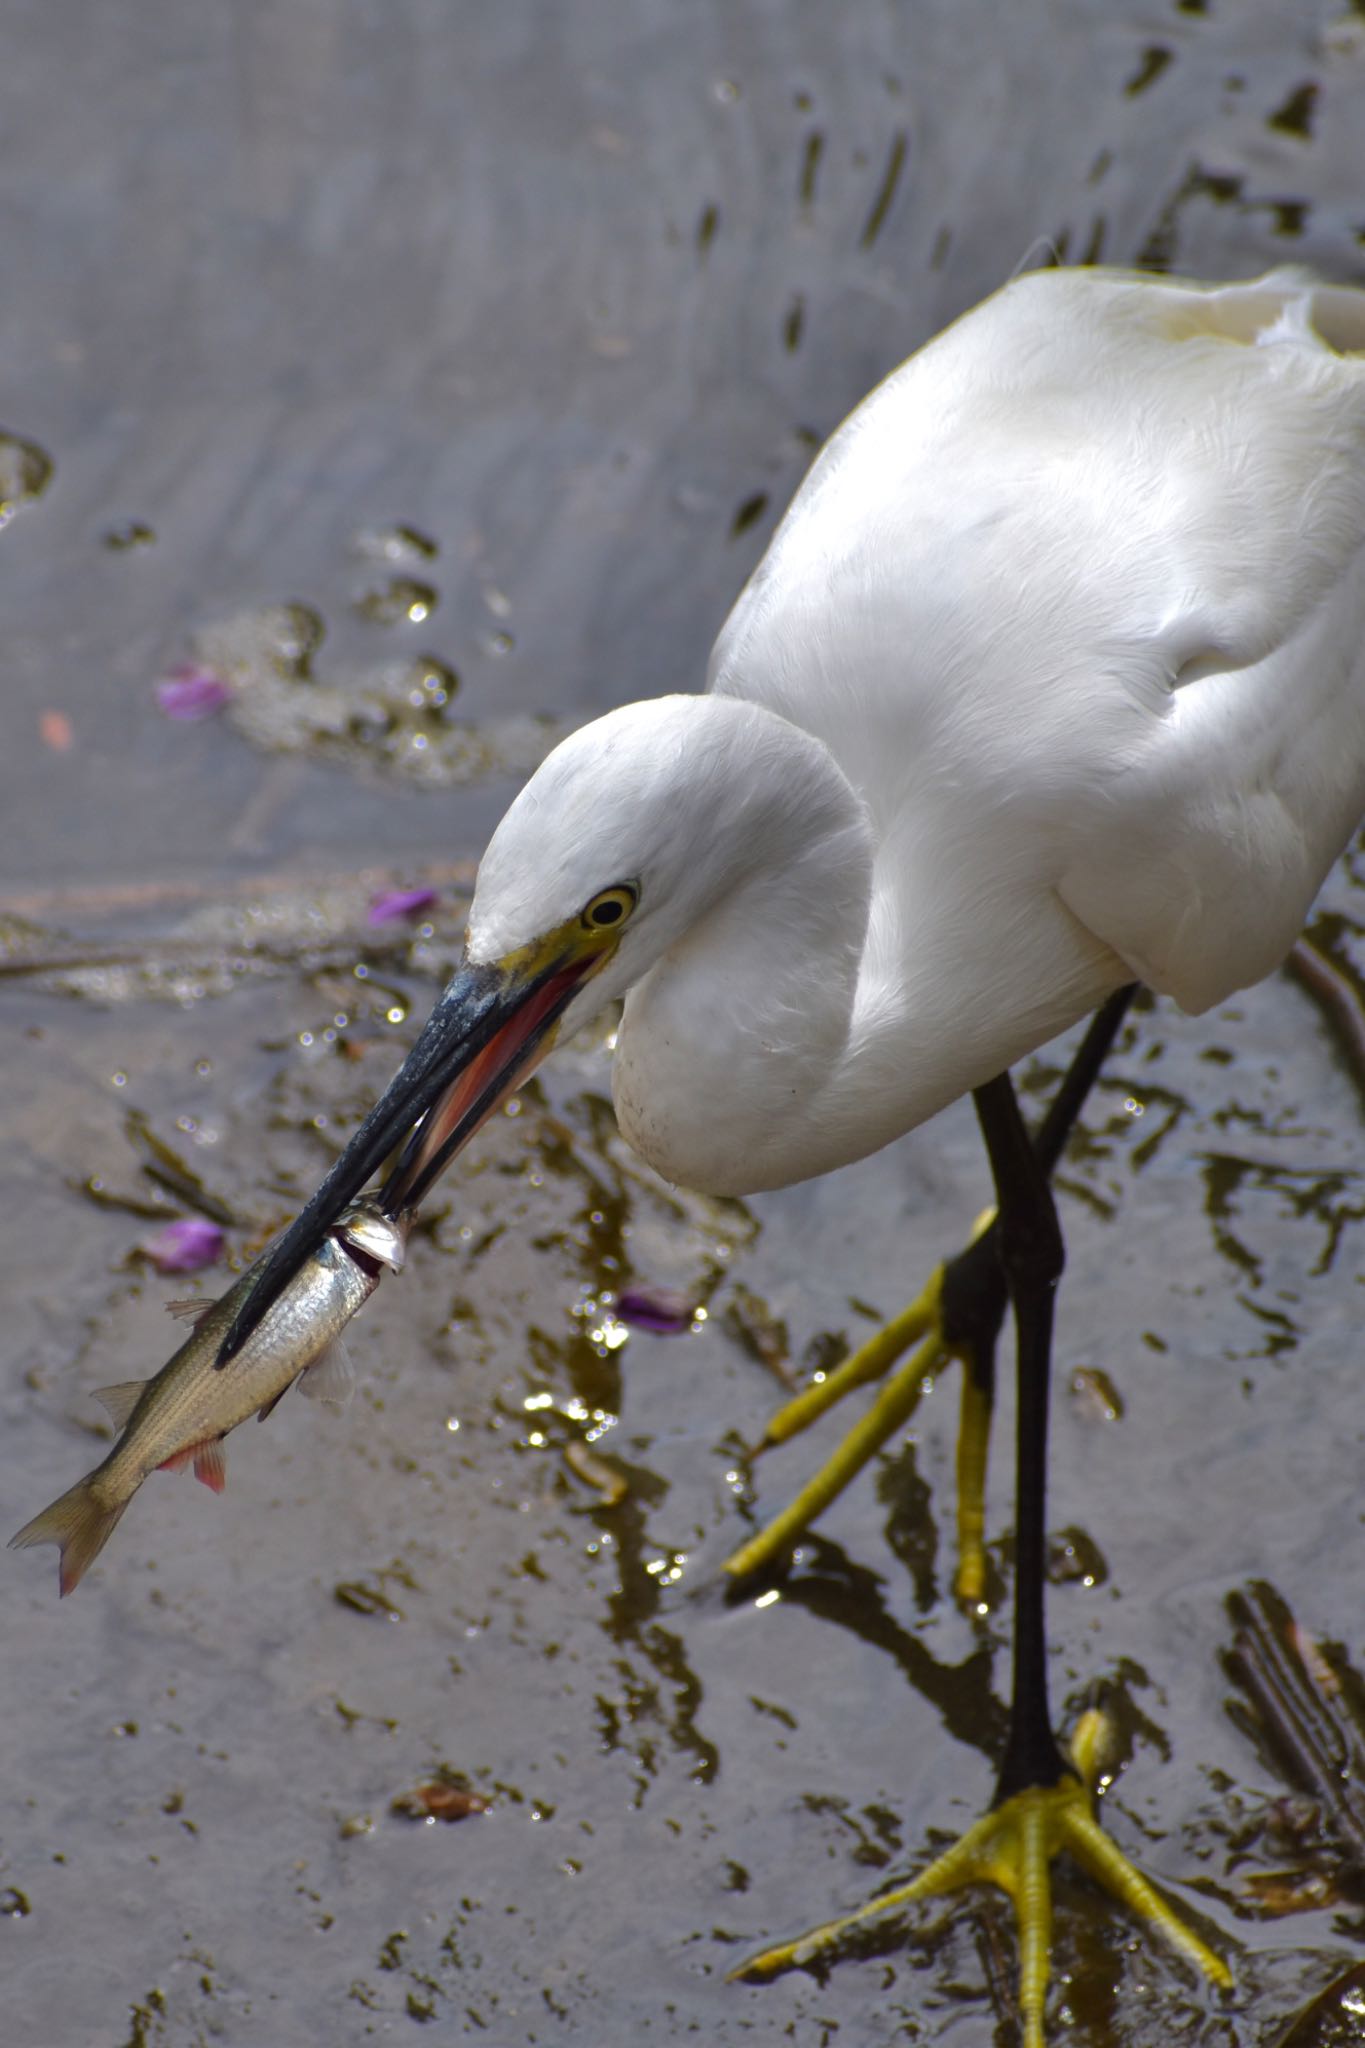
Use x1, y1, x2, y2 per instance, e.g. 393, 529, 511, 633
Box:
3, 4, 1365, 2044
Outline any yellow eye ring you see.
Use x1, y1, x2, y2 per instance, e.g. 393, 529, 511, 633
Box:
582, 884, 638, 932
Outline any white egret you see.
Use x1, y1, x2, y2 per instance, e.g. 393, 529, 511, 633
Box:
222, 266, 1365, 2045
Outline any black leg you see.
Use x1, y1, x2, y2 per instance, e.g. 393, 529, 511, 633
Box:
941, 984, 1138, 1391
941, 987, 1137, 1609
972, 1067, 1071, 1801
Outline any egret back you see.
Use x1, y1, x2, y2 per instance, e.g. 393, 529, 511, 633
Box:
710, 267, 1365, 1018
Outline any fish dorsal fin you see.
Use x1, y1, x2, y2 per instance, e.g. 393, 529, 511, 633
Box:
297, 1337, 355, 1412
165, 1296, 216, 1325
92, 1380, 146, 1430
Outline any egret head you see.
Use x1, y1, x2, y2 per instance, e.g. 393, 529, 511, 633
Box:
216, 692, 852, 1360
466, 694, 813, 1015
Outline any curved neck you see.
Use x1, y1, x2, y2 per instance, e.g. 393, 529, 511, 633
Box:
609, 702, 1128, 1197
611, 710, 877, 1192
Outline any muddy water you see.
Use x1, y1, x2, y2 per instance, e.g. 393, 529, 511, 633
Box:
4, 3, 1365, 2043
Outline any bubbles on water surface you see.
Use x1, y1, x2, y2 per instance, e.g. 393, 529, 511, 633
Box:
353, 523, 439, 564
352, 576, 439, 626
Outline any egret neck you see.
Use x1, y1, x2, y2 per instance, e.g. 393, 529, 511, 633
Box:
606, 701, 875, 1194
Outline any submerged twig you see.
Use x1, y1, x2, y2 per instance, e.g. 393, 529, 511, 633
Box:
1285, 932, 1365, 1110
1224, 1580, 1365, 1873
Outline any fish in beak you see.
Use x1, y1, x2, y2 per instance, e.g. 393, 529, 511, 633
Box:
215, 917, 619, 1365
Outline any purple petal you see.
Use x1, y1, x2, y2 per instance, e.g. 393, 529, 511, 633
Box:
368, 887, 439, 926
154, 664, 232, 721
141, 1218, 225, 1274
616, 1286, 696, 1336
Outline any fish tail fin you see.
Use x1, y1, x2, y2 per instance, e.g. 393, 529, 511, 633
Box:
9, 1477, 130, 1596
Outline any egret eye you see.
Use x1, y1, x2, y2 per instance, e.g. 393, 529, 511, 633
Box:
582, 884, 638, 932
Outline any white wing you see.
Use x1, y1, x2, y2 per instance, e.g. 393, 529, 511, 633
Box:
712, 267, 1365, 1016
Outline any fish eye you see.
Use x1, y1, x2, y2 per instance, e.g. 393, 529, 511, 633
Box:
582, 884, 638, 932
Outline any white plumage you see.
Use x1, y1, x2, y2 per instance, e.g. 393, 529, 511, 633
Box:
467, 266, 1365, 1190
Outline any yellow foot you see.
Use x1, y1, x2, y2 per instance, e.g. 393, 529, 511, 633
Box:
722, 1212, 996, 1604
730, 1713, 1230, 2048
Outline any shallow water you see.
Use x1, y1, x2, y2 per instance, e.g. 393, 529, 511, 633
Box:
3, 3, 1365, 2043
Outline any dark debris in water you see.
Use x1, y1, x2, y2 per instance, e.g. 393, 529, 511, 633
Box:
721, 1283, 795, 1386
0, 428, 53, 528
1267, 81, 1318, 143
123, 1109, 238, 1228
729, 491, 769, 540
334, 1578, 406, 1621
1223, 1581, 1365, 1896
858, 129, 908, 247
1124, 45, 1174, 98
1273, 1961, 1365, 2048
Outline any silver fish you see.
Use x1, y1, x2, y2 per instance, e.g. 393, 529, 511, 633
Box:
10, 1199, 406, 1595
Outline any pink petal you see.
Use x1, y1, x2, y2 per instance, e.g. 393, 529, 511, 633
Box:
154, 664, 232, 721
616, 1286, 696, 1336
368, 887, 439, 926
141, 1218, 225, 1274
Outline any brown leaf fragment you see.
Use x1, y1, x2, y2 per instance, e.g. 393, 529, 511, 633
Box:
1243, 1869, 1339, 1917
391, 1780, 489, 1823
1068, 1364, 1124, 1421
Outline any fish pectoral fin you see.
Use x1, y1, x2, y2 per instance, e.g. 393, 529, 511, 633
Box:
192, 1440, 227, 1493
157, 1439, 228, 1491
92, 1380, 146, 1430
165, 1296, 217, 1325
297, 1337, 355, 1412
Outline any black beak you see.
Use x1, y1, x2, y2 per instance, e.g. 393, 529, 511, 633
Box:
214, 950, 595, 1365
